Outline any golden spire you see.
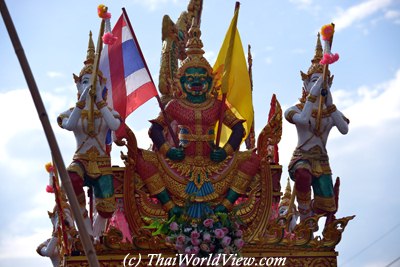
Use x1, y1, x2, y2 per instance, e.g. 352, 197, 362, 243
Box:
178, 18, 212, 75
74, 31, 105, 83
280, 178, 292, 207
301, 33, 329, 81
84, 31, 95, 65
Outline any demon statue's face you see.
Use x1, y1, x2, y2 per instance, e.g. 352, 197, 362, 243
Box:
180, 67, 213, 103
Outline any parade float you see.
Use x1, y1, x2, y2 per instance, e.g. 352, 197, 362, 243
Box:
36, 1, 354, 266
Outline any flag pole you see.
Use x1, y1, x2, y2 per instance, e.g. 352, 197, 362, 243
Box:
215, 1, 240, 148
88, 19, 106, 136
0, 1, 100, 266
122, 8, 179, 147
316, 23, 335, 134
245, 44, 255, 150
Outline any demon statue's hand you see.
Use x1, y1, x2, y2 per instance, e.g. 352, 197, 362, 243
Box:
168, 205, 183, 219
210, 147, 227, 162
214, 204, 228, 213
166, 147, 185, 161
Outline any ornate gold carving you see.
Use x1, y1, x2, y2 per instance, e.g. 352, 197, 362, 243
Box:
95, 100, 107, 110
163, 200, 175, 211
76, 101, 85, 109
221, 198, 234, 210
230, 170, 252, 194
143, 173, 165, 195
178, 132, 215, 142
223, 108, 245, 129
326, 104, 337, 114
307, 94, 317, 103
73, 146, 112, 178
257, 95, 282, 161
165, 155, 230, 189
313, 195, 336, 212
158, 142, 171, 156
285, 110, 297, 124
296, 103, 337, 120
95, 196, 116, 213
223, 143, 235, 155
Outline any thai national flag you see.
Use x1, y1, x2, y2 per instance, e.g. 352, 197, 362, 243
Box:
100, 11, 158, 139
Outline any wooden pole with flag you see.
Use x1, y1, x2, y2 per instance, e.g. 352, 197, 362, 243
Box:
245, 44, 255, 150
122, 8, 179, 147
215, 1, 240, 148
0, 1, 100, 266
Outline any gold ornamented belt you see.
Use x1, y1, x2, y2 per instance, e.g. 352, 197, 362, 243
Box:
178, 133, 215, 142
292, 146, 329, 161
73, 151, 111, 178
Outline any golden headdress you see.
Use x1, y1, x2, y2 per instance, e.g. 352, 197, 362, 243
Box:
73, 31, 106, 84
177, 19, 213, 77
300, 33, 330, 81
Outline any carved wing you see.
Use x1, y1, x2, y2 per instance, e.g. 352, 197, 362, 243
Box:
257, 94, 282, 162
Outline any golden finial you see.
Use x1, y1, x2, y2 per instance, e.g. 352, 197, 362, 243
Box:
300, 33, 329, 81
84, 31, 95, 65
74, 31, 105, 84
178, 18, 212, 75
280, 178, 292, 207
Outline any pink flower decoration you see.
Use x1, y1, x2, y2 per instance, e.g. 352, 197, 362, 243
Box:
214, 228, 225, 239
234, 238, 245, 249
191, 230, 200, 239
175, 243, 184, 252
203, 232, 211, 242
176, 234, 186, 244
191, 237, 200, 246
222, 236, 232, 247
221, 227, 229, 235
235, 230, 243, 237
102, 32, 117, 45
320, 53, 339, 65
203, 218, 214, 228
46, 185, 54, 193
191, 246, 200, 255
169, 222, 179, 231
184, 246, 192, 254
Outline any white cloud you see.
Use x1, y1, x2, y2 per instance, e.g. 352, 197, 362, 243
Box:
385, 9, 400, 24
340, 69, 400, 129
384, 9, 400, 19
46, 71, 64, 78
264, 57, 273, 65
264, 46, 274, 52
0, 89, 41, 160
333, 0, 393, 32
291, 48, 306, 54
289, 0, 321, 16
131, 0, 179, 11
289, 0, 313, 9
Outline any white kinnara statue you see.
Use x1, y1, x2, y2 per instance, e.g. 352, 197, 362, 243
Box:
37, 200, 75, 266
279, 178, 299, 233
57, 32, 121, 240
285, 34, 349, 224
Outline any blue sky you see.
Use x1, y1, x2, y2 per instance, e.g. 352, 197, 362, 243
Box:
1, 0, 399, 266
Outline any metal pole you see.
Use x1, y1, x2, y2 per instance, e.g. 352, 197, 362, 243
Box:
0, 1, 100, 266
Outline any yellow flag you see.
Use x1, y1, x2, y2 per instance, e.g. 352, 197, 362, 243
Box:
213, 9, 253, 147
